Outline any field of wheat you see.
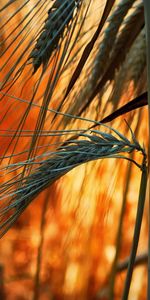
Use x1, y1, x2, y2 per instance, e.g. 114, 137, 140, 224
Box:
0, 1, 149, 299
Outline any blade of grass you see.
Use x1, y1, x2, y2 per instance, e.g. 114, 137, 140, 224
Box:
91, 92, 147, 126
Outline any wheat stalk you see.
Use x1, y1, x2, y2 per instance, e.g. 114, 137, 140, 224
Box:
122, 155, 147, 300
143, 0, 150, 297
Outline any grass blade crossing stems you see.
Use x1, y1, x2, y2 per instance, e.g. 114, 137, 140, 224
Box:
122, 156, 147, 300
117, 252, 148, 273
143, 1, 150, 298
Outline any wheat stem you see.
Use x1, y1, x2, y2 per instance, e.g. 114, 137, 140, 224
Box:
33, 188, 49, 300
143, 1, 150, 298
122, 156, 147, 300
108, 111, 143, 299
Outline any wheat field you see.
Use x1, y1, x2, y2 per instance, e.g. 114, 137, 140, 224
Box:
0, 1, 149, 299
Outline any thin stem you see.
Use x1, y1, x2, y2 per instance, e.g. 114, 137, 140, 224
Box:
143, 0, 150, 116
108, 111, 142, 299
32, 189, 49, 300
122, 156, 147, 300
108, 160, 132, 300
143, 2, 150, 298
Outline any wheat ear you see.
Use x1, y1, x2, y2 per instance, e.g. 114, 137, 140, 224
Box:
29, 0, 82, 73
76, 1, 144, 116
110, 2, 144, 67
0, 125, 144, 237
91, 0, 136, 83
126, 28, 146, 85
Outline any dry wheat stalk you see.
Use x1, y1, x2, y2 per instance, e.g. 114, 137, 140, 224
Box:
0, 17, 5, 53
76, 1, 144, 116
110, 1, 144, 67
0, 124, 145, 237
109, 27, 146, 107
29, 0, 82, 73
125, 28, 146, 85
91, 0, 136, 83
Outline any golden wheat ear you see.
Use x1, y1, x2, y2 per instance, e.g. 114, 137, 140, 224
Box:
75, 1, 144, 117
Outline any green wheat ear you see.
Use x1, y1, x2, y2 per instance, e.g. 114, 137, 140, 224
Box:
29, 0, 82, 73
0, 121, 145, 238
